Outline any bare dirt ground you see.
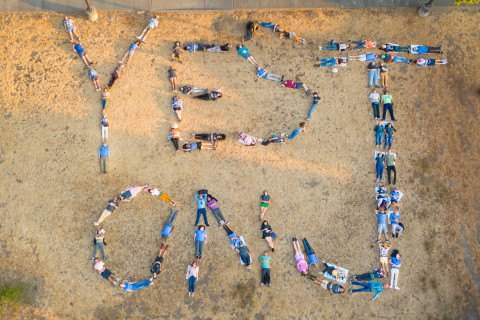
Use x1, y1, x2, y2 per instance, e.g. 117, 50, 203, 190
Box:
0, 7, 479, 320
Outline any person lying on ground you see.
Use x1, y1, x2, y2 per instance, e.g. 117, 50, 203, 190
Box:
207, 195, 229, 227
121, 40, 140, 67
223, 224, 243, 249
194, 192, 209, 226
383, 122, 395, 149
94, 258, 120, 285
107, 62, 125, 88
186, 261, 200, 297
184, 43, 215, 52
161, 209, 179, 240
236, 242, 252, 272
88, 67, 101, 91
260, 251, 272, 287
315, 57, 347, 68
415, 58, 448, 66
281, 80, 310, 93
73, 42, 93, 66
144, 186, 176, 205
352, 268, 385, 282
194, 225, 207, 260
308, 275, 345, 294
238, 132, 258, 146
259, 190, 270, 220
261, 135, 284, 146
319, 40, 350, 52
63, 16, 80, 42
380, 43, 409, 53
375, 185, 388, 207
182, 142, 216, 152
168, 123, 181, 152
260, 220, 275, 252
242, 21, 259, 42
179, 85, 207, 95
281, 122, 309, 140
302, 237, 319, 268
349, 280, 389, 300
120, 278, 154, 291
136, 16, 159, 42
168, 66, 177, 91
390, 208, 403, 239
237, 44, 259, 67
348, 52, 376, 63
375, 207, 390, 244
171, 96, 182, 121
120, 185, 145, 202
378, 54, 411, 64
151, 243, 168, 279
321, 261, 346, 281
378, 242, 391, 275
94, 196, 119, 226
256, 65, 283, 82
349, 40, 377, 50
172, 41, 182, 63
379, 62, 388, 89
389, 187, 401, 208
101, 112, 109, 142
306, 92, 322, 120
409, 44, 443, 54
91, 228, 107, 261
279, 30, 305, 44
371, 91, 381, 121
193, 90, 222, 101
292, 237, 308, 275
99, 142, 109, 175
101, 87, 110, 111
191, 132, 226, 144
206, 43, 232, 52
257, 21, 282, 32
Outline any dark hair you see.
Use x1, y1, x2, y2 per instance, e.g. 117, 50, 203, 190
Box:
262, 220, 268, 225
299, 122, 306, 128
384, 90, 388, 94
207, 195, 217, 202
183, 143, 190, 149
135, 40, 141, 45
337, 58, 344, 64
217, 92, 223, 98
236, 45, 242, 50
391, 249, 399, 258
217, 134, 226, 140
183, 46, 189, 50
198, 225, 205, 230
312, 92, 318, 96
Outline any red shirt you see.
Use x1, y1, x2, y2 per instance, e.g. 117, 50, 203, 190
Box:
283, 80, 296, 88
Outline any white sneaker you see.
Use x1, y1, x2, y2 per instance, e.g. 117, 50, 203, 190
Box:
94, 222, 99, 226
318, 46, 322, 49
281, 133, 286, 138
394, 287, 400, 290
149, 277, 153, 282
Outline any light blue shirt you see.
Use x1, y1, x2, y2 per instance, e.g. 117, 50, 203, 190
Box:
195, 229, 207, 242
195, 194, 207, 209
99, 145, 110, 157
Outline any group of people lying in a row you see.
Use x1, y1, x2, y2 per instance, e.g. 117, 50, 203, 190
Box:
243, 21, 306, 44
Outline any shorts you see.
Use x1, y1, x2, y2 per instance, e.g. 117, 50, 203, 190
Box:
379, 256, 388, 264
146, 24, 155, 31
101, 269, 112, 279
91, 76, 98, 81
260, 203, 269, 208
78, 51, 86, 57
173, 106, 181, 111
170, 76, 176, 80
320, 279, 329, 290
243, 53, 252, 59
289, 32, 295, 38
294, 82, 304, 89
358, 54, 367, 62
66, 26, 75, 32
155, 256, 164, 264
173, 52, 181, 58
377, 223, 388, 233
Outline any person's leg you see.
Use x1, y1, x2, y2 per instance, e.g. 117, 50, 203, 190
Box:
67, 31, 74, 42
101, 99, 107, 110
192, 87, 207, 94
195, 209, 201, 225
264, 268, 271, 284
100, 156, 106, 173
287, 128, 302, 139
211, 208, 222, 224
195, 134, 210, 140
126, 53, 133, 66
171, 138, 179, 151
390, 268, 397, 287
260, 22, 275, 28
244, 30, 252, 41
261, 268, 268, 284
373, 71, 379, 87
396, 224, 403, 235
201, 208, 208, 225
384, 134, 388, 148
392, 166, 396, 184
375, 132, 381, 146
266, 237, 274, 248
97, 209, 112, 224
387, 166, 392, 184
99, 243, 106, 259
265, 73, 282, 81
382, 104, 387, 120
321, 44, 337, 50
223, 224, 233, 235
195, 240, 200, 256
158, 192, 173, 204
388, 135, 393, 149
198, 241, 204, 256
354, 273, 372, 281
302, 238, 314, 255
368, 71, 375, 87
381, 73, 387, 88
388, 104, 395, 120
142, 30, 151, 41
189, 276, 196, 292
376, 165, 380, 180
133, 279, 152, 290
92, 242, 100, 259
351, 282, 370, 293
168, 210, 179, 225
215, 208, 226, 223
102, 126, 107, 141
170, 78, 175, 90
379, 165, 384, 180
247, 56, 259, 66
306, 103, 318, 120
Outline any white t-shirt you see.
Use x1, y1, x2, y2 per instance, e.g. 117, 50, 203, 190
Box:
94, 261, 105, 272
339, 43, 347, 51
151, 188, 160, 197
369, 92, 380, 102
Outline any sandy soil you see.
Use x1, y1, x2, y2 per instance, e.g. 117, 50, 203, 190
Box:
0, 7, 479, 320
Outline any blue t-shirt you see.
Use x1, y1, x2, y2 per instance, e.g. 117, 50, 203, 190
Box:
74, 44, 84, 53
161, 224, 173, 237
195, 229, 207, 242
374, 125, 385, 134
313, 96, 321, 103
390, 213, 400, 224
188, 44, 199, 52
238, 47, 249, 58
308, 253, 319, 265
375, 156, 384, 166
366, 53, 376, 61
390, 191, 400, 201
385, 127, 394, 136
171, 99, 182, 111
390, 257, 401, 269
257, 68, 267, 79
195, 194, 207, 208
89, 69, 98, 78
412, 45, 428, 54
376, 212, 387, 224
129, 43, 139, 52
99, 145, 110, 157
261, 195, 270, 202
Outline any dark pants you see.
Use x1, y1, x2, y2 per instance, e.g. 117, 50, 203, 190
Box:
261, 268, 271, 284
354, 272, 374, 281
382, 103, 395, 120
188, 276, 196, 293
171, 138, 179, 151
351, 281, 372, 293
211, 208, 226, 224
195, 134, 211, 141
102, 99, 107, 110
107, 75, 118, 88
322, 262, 336, 275
244, 30, 252, 41
166, 210, 178, 225
302, 238, 315, 256
195, 208, 208, 225
372, 102, 380, 118
194, 93, 211, 100
223, 224, 234, 236
387, 165, 397, 185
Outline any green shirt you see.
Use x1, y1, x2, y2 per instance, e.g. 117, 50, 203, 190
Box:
385, 154, 395, 166
260, 256, 272, 268
382, 94, 392, 104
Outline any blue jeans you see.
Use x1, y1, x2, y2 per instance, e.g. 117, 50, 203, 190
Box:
302, 238, 315, 256
306, 103, 318, 120
393, 56, 409, 63
320, 58, 336, 67
287, 127, 302, 139
382, 103, 395, 120
260, 22, 275, 29
351, 40, 365, 50
372, 102, 380, 118
167, 209, 179, 225
195, 240, 204, 256
376, 165, 384, 180
191, 87, 207, 94
188, 276, 196, 293
101, 100, 106, 110
195, 208, 208, 225
128, 279, 152, 291
351, 281, 372, 293
384, 135, 393, 148
92, 242, 106, 259
375, 132, 383, 146
369, 70, 379, 87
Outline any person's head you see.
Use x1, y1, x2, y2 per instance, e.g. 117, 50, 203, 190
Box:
173, 95, 178, 100
346, 44, 351, 49
198, 225, 205, 231
94, 258, 99, 263
120, 283, 126, 288
262, 220, 268, 226
183, 143, 190, 149
371, 88, 376, 93
413, 59, 418, 63
381, 44, 386, 49
256, 65, 261, 71
184, 45, 190, 50
226, 43, 232, 48
299, 122, 306, 128
96, 228, 105, 235
175, 41, 180, 46
217, 134, 226, 140
190, 261, 198, 268
102, 112, 106, 117
263, 190, 268, 196
383, 284, 389, 289
170, 65, 174, 70
264, 251, 268, 256
386, 123, 392, 128
384, 90, 388, 95
395, 252, 401, 259
301, 270, 308, 275
237, 44, 243, 50
104, 87, 109, 92
217, 92, 223, 98
135, 40, 141, 46
198, 194, 203, 199
64, 16, 69, 20
382, 242, 391, 248
312, 92, 318, 97
380, 62, 384, 67
368, 62, 374, 67
337, 58, 344, 64
380, 207, 385, 213
113, 196, 118, 201
102, 142, 106, 146
387, 149, 392, 155
378, 152, 384, 157
338, 286, 345, 293
171, 123, 179, 129
331, 269, 339, 276
154, 15, 159, 19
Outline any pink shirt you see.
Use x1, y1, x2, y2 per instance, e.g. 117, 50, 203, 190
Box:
283, 80, 296, 88
295, 254, 308, 273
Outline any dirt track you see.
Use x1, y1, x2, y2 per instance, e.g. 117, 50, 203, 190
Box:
0, 7, 479, 320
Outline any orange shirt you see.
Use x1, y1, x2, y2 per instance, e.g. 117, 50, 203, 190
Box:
365, 40, 376, 48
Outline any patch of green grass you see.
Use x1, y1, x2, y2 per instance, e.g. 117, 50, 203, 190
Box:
420, 275, 427, 292
430, 279, 438, 290
0, 283, 27, 304
424, 240, 433, 253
